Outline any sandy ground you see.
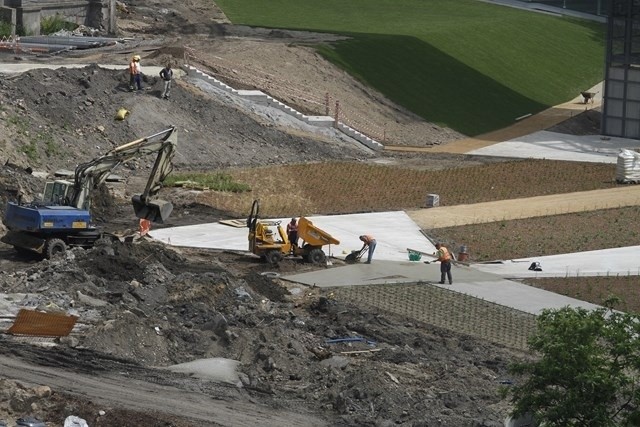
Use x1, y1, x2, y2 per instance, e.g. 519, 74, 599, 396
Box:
408, 185, 640, 228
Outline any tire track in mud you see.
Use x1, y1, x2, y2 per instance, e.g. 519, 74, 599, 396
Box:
0, 340, 328, 427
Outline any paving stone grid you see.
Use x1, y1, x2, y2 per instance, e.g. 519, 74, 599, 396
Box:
334, 283, 537, 351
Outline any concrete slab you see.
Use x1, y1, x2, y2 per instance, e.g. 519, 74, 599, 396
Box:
281, 260, 601, 315
473, 246, 640, 278
283, 259, 436, 287
467, 130, 640, 163
149, 211, 435, 262
0, 63, 186, 78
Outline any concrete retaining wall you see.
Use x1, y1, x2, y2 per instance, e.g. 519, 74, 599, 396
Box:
182, 64, 384, 151
0, 6, 16, 35
2, 0, 116, 36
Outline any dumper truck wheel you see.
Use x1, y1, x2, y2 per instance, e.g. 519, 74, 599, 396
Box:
307, 248, 326, 264
265, 250, 283, 265
45, 238, 66, 259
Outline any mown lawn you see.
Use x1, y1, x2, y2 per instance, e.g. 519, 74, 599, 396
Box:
214, 0, 605, 135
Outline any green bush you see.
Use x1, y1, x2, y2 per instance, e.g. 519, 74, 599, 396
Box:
0, 20, 12, 38
40, 14, 77, 35
165, 172, 251, 192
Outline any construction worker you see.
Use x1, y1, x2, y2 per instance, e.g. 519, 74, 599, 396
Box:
287, 218, 298, 252
434, 242, 453, 285
129, 55, 142, 91
359, 234, 376, 264
159, 63, 173, 99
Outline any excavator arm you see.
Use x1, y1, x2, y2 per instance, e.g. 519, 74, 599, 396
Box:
71, 126, 178, 223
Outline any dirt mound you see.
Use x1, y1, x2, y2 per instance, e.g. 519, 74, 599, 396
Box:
0, 239, 522, 425
548, 108, 601, 135
0, 64, 374, 176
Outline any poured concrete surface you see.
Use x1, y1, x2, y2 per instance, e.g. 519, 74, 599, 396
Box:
467, 130, 640, 163
282, 260, 602, 315
473, 246, 640, 279
149, 211, 435, 262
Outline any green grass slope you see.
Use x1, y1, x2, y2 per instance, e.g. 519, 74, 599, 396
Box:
215, 0, 605, 136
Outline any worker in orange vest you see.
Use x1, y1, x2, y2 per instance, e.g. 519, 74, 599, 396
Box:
434, 242, 452, 285
139, 218, 151, 236
359, 234, 377, 264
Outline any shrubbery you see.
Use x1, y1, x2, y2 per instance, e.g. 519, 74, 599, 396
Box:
0, 20, 11, 37
40, 14, 77, 35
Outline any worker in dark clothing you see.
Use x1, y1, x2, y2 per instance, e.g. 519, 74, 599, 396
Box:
359, 234, 377, 264
434, 242, 453, 284
287, 218, 298, 252
159, 63, 173, 99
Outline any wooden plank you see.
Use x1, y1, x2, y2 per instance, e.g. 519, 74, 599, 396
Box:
220, 219, 247, 228
7, 309, 78, 337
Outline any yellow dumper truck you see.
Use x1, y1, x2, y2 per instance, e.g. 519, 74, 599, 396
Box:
247, 200, 339, 265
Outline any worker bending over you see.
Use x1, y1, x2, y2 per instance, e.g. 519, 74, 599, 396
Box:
359, 235, 376, 264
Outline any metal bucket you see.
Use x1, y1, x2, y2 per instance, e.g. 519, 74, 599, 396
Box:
132, 195, 173, 224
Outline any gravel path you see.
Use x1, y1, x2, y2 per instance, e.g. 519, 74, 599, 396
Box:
408, 185, 640, 229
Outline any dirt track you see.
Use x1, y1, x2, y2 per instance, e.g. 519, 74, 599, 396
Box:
0, 353, 326, 427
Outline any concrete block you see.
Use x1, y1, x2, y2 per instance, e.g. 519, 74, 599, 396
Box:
306, 116, 334, 128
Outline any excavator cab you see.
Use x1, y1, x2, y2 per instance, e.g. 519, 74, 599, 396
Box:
43, 180, 74, 204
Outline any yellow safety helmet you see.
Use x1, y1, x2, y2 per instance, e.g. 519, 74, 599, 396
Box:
133, 55, 141, 61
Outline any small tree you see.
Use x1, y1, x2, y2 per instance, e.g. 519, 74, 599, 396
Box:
508, 305, 640, 427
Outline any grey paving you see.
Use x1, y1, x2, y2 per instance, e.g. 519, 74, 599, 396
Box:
468, 130, 640, 163
481, 0, 606, 23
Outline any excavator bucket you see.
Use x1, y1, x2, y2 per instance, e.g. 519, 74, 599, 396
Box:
131, 195, 173, 224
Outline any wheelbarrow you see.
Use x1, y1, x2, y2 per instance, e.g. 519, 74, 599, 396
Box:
345, 247, 369, 263
581, 91, 597, 104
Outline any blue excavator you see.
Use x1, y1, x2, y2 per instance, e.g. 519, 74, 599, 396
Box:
1, 127, 178, 258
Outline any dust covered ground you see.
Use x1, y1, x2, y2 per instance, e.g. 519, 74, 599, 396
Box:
0, 0, 602, 425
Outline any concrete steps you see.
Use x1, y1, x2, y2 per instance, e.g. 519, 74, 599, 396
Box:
182, 65, 383, 151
